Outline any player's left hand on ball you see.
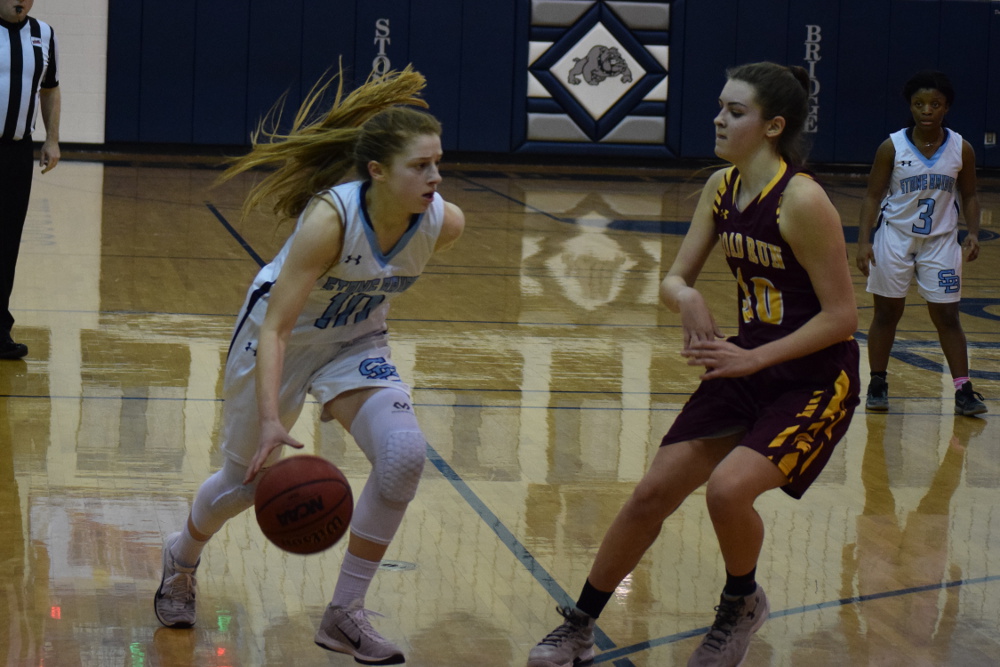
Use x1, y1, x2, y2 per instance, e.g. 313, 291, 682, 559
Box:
244, 421, 305, 484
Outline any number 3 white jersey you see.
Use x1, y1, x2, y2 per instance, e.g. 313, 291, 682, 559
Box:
880, 128, 963, 238
238, 179, 444, 346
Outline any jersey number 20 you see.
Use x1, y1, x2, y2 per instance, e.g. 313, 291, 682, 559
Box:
737, 268, 783, 325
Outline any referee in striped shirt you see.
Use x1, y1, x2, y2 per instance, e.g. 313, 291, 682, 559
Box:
1, 0, 59, 359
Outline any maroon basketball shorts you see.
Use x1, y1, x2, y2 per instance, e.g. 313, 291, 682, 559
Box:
661, 340, 860, 499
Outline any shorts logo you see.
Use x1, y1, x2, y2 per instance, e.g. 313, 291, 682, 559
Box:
359, 357, 400, 381
793, 432, 814, 454
938, 269, 960, 293
393, 401, 411, 411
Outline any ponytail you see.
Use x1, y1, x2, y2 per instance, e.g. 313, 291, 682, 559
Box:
219, 65, 430, 221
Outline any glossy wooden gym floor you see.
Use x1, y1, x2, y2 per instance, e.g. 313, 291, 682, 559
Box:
1, 154, 998, 667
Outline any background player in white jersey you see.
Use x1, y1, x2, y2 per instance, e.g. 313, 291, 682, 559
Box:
153, 66, 465, 666
856, 70, 986, 416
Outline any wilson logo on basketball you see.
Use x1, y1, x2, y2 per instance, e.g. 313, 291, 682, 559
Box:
277, 496, 326, 526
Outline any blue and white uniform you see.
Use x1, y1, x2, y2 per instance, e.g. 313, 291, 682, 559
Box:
221, 179, 445, 465
868, 128, 965, 302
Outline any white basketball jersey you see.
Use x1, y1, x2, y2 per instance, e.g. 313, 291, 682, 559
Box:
880, 128, 963, 238
241, 180, 444, 345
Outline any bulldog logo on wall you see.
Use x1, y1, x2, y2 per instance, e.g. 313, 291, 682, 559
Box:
567, 45, 633, 86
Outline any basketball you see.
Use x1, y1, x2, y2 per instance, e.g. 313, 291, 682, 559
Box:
254, 455, 353, 555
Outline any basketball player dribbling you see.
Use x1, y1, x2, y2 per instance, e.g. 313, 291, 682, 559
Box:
856, 70, 987, 417
527, 62, 860, 667
153, 67, 465, 666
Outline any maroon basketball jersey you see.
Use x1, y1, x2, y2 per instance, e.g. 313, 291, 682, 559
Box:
713, 160, 821, 350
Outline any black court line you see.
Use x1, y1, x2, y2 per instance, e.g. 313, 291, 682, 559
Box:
205, 201, 996, 666
205, 201, 267, 267
591, 574, 1000, 663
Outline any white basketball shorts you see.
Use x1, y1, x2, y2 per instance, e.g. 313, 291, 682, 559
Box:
866, 223, 962, 303
220, 327, 411, 466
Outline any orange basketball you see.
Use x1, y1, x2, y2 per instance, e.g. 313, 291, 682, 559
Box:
254, 455, 353, 555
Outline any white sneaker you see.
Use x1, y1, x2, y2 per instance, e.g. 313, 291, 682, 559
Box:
153, 532, 198, 628
315, 601, 405, 665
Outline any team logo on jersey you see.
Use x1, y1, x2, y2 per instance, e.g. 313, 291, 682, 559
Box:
344, 255, 362, 265
359, 357, 400, 381
31, 37, 43, 47
899, 160, 913, 167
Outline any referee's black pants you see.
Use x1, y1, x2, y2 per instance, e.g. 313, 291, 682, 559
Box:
0, 138, 34, 335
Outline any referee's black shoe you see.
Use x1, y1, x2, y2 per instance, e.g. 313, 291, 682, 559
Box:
0, 333, 28, 360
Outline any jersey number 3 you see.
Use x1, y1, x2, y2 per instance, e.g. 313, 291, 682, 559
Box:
912, 198, 935, 235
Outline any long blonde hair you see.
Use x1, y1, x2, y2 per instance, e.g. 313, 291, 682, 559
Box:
219, 65, 438, 221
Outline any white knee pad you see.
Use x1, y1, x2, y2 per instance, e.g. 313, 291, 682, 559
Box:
348, 389, 427, 544
190, 458, 258, 537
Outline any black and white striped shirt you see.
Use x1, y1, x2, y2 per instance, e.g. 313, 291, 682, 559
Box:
1, 15, 58, 142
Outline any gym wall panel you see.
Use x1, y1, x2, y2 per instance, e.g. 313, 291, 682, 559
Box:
833, 0, 892, 164
101, 0, 1000, 164
677, 0, 738, 158
407, 1, 466, 152
666, 0, 686, 153
457, 0, 519, 152
105, 1, 142, 143
192, 3, 250, 146
138, 1, 197, 143
736, 0, 789, 66
886, 0, 940, 130
245, 2, 305, 140
300, 1, 355, 112
989, 3, 1000, 168
938, 1, 990, 168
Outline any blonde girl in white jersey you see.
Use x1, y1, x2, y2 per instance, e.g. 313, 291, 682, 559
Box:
153, 67, 465, 666
856, 70, 986, 417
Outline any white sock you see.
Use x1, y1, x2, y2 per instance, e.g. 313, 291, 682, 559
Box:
331, 551, 380, 608
170, 527, 207, 569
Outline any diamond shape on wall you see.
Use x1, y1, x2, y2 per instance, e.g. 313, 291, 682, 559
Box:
552, 23, 646, 119
530, 3, 665, 141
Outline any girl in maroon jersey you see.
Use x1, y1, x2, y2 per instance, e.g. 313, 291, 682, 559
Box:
527, 62, 859, 667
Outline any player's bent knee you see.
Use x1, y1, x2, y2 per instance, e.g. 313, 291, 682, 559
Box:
704, 479, 749, 517
376, 431, 427, 505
